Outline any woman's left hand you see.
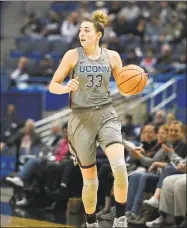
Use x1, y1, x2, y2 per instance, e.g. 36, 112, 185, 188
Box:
162, 144, 174, 153
131, 148, 144, 159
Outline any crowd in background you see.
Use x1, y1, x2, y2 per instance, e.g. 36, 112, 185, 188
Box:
4, 1, 186, 88
1, 1, 186, 227
1, 103, 187, 227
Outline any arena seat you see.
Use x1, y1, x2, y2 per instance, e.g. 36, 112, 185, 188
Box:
31, 39, 52, 54
15, 39, 35, 55
27, 51, 42, 60
50, 40, 69, 55
10, 50, 24, 59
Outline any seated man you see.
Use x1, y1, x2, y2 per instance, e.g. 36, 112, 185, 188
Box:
1, 119, 42, 157
121, 114, 136, 141
10, 57, 30, 88
1, 104, 20, 152
143, 120, 187, 209
146, 173, 186, 228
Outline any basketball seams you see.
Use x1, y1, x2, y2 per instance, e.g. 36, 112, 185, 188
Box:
118, 68, 144, 77
119, 73, 143, 94
117, 65, 147, 95
117, 72, 142, 86
128, 73, 143, 93
135, 73, 147, 94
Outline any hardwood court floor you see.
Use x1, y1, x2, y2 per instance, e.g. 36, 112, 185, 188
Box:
1, 214, 72, 227
1, 187, 149, 228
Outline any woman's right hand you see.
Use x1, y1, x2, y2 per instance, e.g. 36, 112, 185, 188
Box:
148, 162, 158, 172
67, 76, 79, 92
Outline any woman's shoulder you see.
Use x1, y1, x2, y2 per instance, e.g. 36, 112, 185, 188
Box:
63, 48, 79, 67
65, 48, 79, 57
105, 48, 120, 57
105, 48, 121, 63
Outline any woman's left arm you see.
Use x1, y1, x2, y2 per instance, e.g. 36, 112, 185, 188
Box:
107, 50, 123, 80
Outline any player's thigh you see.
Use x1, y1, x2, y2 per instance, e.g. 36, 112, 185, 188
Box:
68, 111, 98, 168
97, 116, 124, 160
105, 143, 124, 161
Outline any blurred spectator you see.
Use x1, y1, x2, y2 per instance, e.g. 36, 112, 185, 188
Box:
157, 44, 172, 65
154, 110, 166, 131
146, 174, 186, 228
77, 1, 92, 20
5, 122, 69, 206
32, 54, 55, 78
121, 114, 135, 140
159, 2, 173, 25
60, 11, 80, 43
134, 17, 145, 37
1, 105, 19, 146
20, 12, 43, 39
126, 124, 158, 171
140, 50, 157, 74
143, 120, 187, 211
108, 1, 121, 16
10, 57, 30, 88
118, 2, 140, 22
95, 1, 108, 15
40, 120, 62, 156
144, 16, 162, 43
172, 53, 186, 74
106, 34, 125, 54
160, 14, 183, 43
4, 104, 17, 124
144, 113, 154, 125
132, 124, 169, 166
135, 124, 158, 158
126, 125, 169, 221
113, 15, 131, 36
41, 11, 61, 39
141, 1, 159, 19
102, 18, 116, 43
166, 112, 176, 125
125, 48, 140, 65
2, 119, 42, 156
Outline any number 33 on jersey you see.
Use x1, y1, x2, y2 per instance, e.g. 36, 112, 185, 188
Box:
70, 47, 112, 108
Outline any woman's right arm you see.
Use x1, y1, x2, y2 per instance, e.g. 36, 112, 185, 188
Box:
48, 49, 79, 94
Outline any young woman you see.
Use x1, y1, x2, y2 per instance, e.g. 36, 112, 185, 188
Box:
49, 11, 128, 227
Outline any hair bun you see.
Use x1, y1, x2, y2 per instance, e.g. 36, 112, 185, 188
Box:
93, 10, 108, 26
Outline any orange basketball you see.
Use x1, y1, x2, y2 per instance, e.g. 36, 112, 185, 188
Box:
116, 65, 147, 95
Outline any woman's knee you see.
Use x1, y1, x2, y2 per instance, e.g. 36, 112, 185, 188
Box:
174, 178, 186, 194
110, 158, 127, 188
162, 176, 175, 191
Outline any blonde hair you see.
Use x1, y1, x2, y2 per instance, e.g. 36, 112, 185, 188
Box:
159, 124, 169, 133
92, 10, 108, 26
84, 10, 108, 38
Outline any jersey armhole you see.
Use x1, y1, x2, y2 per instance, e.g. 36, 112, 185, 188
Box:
70, 48, 80, 79
104, 48, 113, 71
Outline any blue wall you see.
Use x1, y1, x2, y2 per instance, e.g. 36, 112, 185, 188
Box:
1, 92, 44, 123
1, 155, 16, 180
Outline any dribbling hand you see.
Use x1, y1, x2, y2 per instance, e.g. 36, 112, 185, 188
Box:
67, 76, 79, 92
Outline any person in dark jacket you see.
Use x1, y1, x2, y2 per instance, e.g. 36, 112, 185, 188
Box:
143, 120, 187, 209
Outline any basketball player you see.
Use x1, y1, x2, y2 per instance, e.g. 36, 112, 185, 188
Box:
49, 11, 128, 227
